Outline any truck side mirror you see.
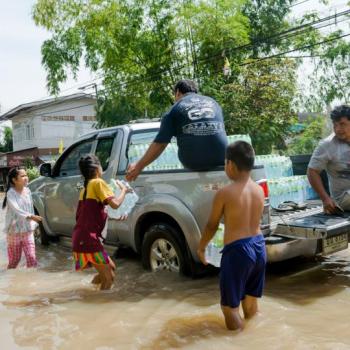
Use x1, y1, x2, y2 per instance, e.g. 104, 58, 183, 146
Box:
39, 163, 52, 177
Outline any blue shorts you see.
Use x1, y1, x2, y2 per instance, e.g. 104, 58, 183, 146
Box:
220, 234, 266, 308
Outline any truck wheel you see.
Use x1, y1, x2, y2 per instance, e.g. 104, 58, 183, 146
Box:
142, 224, 190, 275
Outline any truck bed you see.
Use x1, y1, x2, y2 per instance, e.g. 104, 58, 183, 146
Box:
270, 200, 323, 231
267, 200, 350, 262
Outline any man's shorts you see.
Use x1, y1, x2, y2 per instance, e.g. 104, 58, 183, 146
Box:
220, 234, 266, 308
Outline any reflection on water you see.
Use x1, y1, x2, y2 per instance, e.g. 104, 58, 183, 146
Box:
1, 230, 350, 349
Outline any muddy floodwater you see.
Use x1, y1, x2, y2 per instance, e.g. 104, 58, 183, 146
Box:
1, 214, 350, 349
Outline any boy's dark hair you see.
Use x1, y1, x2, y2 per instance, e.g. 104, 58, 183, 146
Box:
79, 154, 101, 200
2, 167, 25, 209
330, 105, 350, 122
174, 79, 198, 94
226, 141, 255, 171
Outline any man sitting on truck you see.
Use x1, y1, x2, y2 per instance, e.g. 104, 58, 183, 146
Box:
308, 105, 350, 214
126, 79, 228, 181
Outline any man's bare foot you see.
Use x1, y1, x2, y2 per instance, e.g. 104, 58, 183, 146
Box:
91, 274, 101, 284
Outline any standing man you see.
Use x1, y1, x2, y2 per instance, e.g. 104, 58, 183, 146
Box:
307, 105, 350, 213
126, 79, 228, 181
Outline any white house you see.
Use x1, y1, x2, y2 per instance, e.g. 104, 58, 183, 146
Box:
0, 93, 97, 154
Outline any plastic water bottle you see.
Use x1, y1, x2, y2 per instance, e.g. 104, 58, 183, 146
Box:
108, 180, 139, 218
205, 224, 224, 267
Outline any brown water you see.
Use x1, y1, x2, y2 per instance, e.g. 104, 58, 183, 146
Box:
1, 217, 350, 349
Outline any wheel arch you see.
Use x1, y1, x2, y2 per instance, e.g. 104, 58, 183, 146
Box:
131, 194, 202, 260
135, 212, 187, 254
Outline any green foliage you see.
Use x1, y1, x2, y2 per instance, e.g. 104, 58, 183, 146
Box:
23, 157, 35, 169
287, 115, 326, 155
307, 36, 350, 110
212, 59, 298, 154
0, 127, 13, 153
27, 167, 40, 182
33, 0, 306, 145
32, 1, 294, 112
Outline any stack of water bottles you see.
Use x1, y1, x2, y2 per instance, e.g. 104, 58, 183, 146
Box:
128, 134, 252, 171
255, 155, 293, 179
205, 223, 224, 267
266, 176, 318, 209
254, 155, 318, 208
128, 140, 182, 171
107, 179, 139, 219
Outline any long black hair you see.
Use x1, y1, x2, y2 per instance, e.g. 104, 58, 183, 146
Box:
2, 167, 25, 209
78, 154, 101, 200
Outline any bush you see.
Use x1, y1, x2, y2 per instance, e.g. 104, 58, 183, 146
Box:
287, 116, 326, 155
27, 167, 40, 182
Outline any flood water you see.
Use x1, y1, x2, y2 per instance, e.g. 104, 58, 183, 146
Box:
1, 214, 350, 349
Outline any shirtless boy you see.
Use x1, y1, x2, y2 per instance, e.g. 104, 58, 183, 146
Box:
197, 141, 266, 331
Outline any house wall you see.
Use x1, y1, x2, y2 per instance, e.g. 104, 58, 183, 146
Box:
12, 97, 96, 152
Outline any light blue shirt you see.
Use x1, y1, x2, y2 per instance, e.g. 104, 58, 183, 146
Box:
3, 187, 38, 234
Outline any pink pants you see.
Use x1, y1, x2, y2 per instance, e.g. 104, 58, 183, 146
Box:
7, 232, 37, 269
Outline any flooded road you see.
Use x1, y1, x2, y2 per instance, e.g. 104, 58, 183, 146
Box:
1, 213, 350, 349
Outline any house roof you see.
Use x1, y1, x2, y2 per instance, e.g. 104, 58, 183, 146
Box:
0, 93, 96, 121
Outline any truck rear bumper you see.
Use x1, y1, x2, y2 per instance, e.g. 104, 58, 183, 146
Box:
266, 235, 318, 262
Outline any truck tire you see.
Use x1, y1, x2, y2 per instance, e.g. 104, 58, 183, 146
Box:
34, 209, 50, 246
141, 223, 190, 275
35, 221, 50, 246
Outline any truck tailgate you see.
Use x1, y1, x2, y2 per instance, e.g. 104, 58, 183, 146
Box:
273, 211, 350, 256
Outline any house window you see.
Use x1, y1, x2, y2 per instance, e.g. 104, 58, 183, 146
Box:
82, 116, 96, 121
41, 116, 75, 121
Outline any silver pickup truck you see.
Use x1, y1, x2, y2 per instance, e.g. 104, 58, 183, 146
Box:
29, 121, 350, 275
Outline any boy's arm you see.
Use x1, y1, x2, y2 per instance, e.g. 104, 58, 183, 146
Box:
197, 190, 224, 265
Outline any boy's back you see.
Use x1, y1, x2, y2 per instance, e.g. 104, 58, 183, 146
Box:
221, 178, 264, 245
198, 141, 267, 331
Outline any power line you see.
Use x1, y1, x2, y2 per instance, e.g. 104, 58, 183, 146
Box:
10, 5, 346, 113
241, 32, 350, 66
289, 0, 313, 8
4, 30, 347, 122
95, 9, 350, 91
33, 5, 350, 99
35, 29, 350, 118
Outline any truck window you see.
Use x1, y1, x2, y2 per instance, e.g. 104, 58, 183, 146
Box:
95, 138, 114, 171
127, 130, 180, 172
129, 131, 158, 146
59, 139, 94, 176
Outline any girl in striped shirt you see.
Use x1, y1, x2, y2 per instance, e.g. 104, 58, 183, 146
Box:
2, 167, 42, 269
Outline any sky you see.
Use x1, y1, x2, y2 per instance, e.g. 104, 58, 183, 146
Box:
0, 1, 96, 115
0, 0, 348, 117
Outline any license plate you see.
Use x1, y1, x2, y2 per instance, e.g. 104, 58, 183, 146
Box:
322, 233, 348, 255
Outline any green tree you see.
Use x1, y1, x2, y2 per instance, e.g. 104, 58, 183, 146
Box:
287, 115, 326, 155
33, 0, 310, 147
32, 1, 294, 113
305, 35, 350, 110
0, 126, 13, 153
214, 59, 297, 154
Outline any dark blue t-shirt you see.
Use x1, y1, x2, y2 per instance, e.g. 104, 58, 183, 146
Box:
154, 93, 228, 170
